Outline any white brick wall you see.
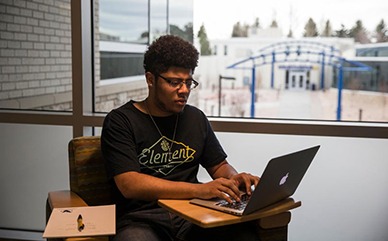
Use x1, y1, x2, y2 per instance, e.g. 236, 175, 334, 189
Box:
0, 0, 71, 103
0, 0, 149, 111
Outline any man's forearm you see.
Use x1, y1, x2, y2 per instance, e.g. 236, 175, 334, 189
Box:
207, 160, 238, 180
114, 167, 255, 203
114, 171, 200, 201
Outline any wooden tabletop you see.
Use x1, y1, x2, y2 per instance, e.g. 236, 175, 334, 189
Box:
158, 198, 301, 228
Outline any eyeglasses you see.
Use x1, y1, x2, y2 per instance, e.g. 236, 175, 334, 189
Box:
157, 74, 199, 90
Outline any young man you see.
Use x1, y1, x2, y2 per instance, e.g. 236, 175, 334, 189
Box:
101, 35, 260, 240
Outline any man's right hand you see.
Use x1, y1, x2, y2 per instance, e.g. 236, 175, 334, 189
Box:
196, 178, 241, 204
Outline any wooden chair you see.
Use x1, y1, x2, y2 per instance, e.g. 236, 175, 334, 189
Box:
46, 136, 297, 241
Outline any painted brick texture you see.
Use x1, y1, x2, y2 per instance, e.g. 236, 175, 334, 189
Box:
0, 0, 148, 111
0, 0, 72, 106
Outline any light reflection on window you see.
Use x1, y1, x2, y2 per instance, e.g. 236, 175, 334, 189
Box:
99, 0, 148, 44
169, 0, 194, 43
95, 0, 194, 113
150, 0, 167, 42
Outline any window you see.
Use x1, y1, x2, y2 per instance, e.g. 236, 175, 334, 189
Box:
94, 0, 194, 113
338, 61, 388, 93
168, 0, 194, 43
99, 0, 148, 44
356, 46, 388, 57
150, 0, 167, 41
195, 36, 387, 123
100, 52, 144, 80
192, 1, 388, 123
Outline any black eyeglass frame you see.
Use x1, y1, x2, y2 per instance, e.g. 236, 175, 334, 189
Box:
156, 74, 199, 90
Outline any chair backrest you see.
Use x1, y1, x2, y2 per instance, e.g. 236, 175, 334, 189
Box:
69, 136, 112, 206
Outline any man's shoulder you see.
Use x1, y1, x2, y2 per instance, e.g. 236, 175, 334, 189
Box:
115, 100, 136, 112
107, 101, 137, 116
104, 101, 139, 124
182, 105, 209, 125
183, 104, 205, 116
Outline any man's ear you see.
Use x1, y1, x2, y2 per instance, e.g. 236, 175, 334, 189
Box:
145, 72, 154, 87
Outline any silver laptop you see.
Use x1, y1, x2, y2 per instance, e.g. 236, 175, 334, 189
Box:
190, 145, 320, 216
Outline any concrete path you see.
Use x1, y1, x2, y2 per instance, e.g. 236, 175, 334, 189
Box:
277, 91, 312, 119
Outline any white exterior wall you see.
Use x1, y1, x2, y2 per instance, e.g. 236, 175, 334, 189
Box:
195, 36, 354, 91
273, 63, 284, 89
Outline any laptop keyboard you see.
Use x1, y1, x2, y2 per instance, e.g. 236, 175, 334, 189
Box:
215, 194, 250, 211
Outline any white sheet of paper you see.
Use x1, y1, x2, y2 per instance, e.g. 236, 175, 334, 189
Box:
43, 205, 115, 238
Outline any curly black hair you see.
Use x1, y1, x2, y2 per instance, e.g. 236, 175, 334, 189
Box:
143, 35, 199, 75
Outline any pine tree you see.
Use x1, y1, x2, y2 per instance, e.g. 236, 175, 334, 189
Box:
253, 17, 260, 28
232, 22, 242, 37
335, 24, 349, 38
184, 22, 194, 43
270, 20, 278, 28
375, 19, 388, 43
170, 25, 185, 40
169, 22, 194, 43
288, 4, 296, 39
231, 22, 248, 37
197, 24, 211, 55
321, 20, 333, 37
304, 18, 318, 37
349, 20, 370, 44
287, 29, 293, 38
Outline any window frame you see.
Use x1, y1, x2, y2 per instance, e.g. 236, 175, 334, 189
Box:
0, 0, 388, 139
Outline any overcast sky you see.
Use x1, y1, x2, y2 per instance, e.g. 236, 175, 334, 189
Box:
193, 0, 388, 39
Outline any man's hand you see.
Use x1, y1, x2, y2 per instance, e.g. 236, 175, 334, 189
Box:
196, 173, 260, 204
204, 160, 260, 203
197, 178, 241, 203
230, 172, 260, 195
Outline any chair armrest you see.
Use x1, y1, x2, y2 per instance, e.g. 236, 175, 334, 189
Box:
46, 190, 88, 226
47, 190, 88, 210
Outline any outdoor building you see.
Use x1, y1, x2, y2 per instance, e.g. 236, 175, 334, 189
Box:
343, 42, 388, 92
193, 26, 387, 121
195, 36, 355, 90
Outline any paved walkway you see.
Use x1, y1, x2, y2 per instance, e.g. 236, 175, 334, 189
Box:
277, 91, 312, 119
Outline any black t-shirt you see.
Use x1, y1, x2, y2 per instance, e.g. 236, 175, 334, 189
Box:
101, 100, 227, 217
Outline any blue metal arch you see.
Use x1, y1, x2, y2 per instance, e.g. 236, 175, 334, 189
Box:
257, 40, 340, 54
227, 40, 373, 120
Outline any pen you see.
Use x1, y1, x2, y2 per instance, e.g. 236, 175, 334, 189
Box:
77, 214, 85, 232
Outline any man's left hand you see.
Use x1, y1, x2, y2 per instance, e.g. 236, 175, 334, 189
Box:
230, 173, 260, 195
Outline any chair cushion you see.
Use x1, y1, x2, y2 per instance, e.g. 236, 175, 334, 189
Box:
69, 136, 112, 206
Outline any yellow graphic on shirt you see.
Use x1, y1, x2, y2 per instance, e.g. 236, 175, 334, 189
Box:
160, 139, 170, 151
138, 136, 196, 176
